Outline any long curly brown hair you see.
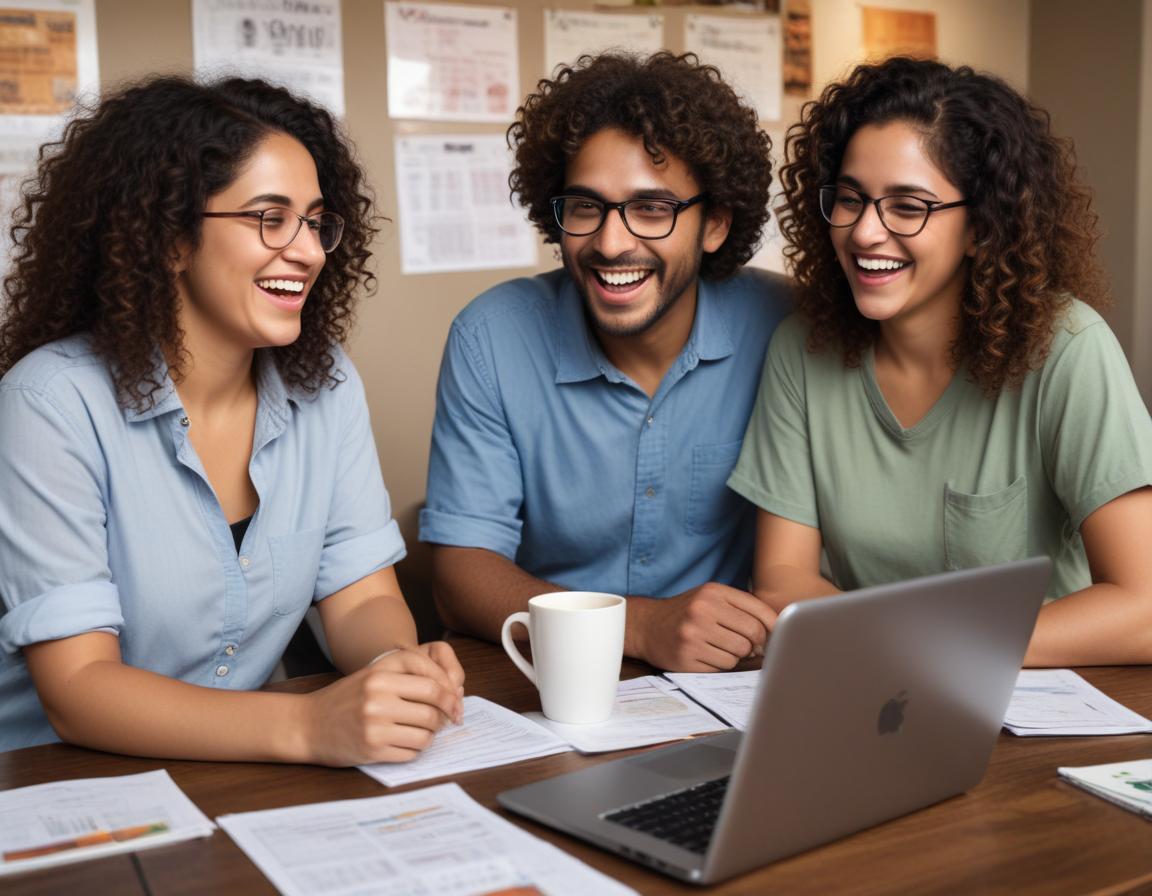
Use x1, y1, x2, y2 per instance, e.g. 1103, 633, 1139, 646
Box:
508, 52, 772, 280
778, 56, 1107, 393
0, 75, 376, 409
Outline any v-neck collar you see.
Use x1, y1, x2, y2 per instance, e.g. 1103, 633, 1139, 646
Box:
860, 344, 966, 440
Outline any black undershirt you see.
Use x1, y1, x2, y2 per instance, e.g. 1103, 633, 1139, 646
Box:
229, 515, 253, 553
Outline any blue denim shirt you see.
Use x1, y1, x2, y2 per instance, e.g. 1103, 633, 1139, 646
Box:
0, 337, 405, 750
419, 267, 790, 597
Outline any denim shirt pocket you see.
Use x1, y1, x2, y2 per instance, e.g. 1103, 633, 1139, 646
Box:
943, 475, 1028, 571
686, 440, 746, 535
267, 527, 326, 617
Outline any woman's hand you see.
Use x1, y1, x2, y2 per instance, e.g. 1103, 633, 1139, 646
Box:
302, 646, 465, 767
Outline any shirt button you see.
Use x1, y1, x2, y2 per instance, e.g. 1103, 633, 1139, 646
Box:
215, 665, 229, 677
179, 416, 190, 427
639, 555, 648, 565
646, 416, 654, 427
225, 645, 236, 656
239, 556, 250, 569
645, 486, 656, 498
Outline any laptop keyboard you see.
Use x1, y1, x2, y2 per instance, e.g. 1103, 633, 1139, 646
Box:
601, 775, 730, 854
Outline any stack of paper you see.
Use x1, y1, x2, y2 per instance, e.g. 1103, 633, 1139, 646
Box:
0, 769, 215, 878
359, 696, 570, 787
219, 781, 636, 896
1058, 759, 1152, 819
524, 676, 728, 753
664, 670, 761, 730
1004, 670, 1152, 736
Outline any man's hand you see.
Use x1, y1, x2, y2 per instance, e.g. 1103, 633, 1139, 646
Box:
301, 647, 465, 767
629, 583, 777, 672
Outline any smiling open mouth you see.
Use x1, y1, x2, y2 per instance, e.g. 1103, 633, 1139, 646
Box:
855, 257, 909, 272
594, 269, 653, 291
256, 278, 306, 297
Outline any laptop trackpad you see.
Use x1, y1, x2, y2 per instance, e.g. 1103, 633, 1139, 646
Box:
637, 744, 736, 780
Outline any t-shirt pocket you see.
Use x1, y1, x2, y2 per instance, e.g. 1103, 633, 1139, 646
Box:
943, 475, 1028, 571
268, 527, 326, 617
686, 440, 746, 535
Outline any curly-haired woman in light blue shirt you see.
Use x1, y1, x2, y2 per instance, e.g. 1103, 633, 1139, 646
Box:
0, 76, 464, 759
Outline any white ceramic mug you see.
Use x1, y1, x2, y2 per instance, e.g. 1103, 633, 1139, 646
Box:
500, 591, 626, 724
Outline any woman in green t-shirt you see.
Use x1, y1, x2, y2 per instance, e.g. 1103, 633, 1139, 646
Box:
728, 56, 1152, 666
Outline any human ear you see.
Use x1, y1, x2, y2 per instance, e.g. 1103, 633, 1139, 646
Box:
702, 206, 733, 253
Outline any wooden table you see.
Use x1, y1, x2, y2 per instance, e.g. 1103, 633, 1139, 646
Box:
3, 638, 1152, 895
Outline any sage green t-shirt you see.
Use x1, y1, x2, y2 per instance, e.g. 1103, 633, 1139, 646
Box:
728, 301, 1152, 601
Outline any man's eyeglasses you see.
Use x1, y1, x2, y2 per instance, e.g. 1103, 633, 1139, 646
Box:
550, 193, 707, 240
818, 185, 968, 237
202, 207, 345, 253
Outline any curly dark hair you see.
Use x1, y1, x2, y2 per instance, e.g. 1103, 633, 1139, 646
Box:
508, 52, 772, 280
778, 56, 1107, 393
0, 75, 376, 409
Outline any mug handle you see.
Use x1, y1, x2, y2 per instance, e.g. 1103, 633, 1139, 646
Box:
500, 611, 537, 686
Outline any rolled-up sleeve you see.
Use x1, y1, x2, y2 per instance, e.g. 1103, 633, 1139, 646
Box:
419, 320, 525, 559
314, 359, 406, 600
0, 384, 124, 654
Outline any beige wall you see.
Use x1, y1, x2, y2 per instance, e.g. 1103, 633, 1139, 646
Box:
1138, 0, 1152, 406
1029, 0, 1147, 407
91, 0, 1036, 617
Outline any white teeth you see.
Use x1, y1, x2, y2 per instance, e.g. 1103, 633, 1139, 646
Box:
598, 269, 649, 286
856, 257, 908, 272
256, 278, 305, 293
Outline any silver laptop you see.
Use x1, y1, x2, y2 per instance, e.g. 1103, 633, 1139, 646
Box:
498, 556, 1050, 885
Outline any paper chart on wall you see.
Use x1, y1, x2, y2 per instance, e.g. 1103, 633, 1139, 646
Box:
543, 10, 664, 78
393, 133, 538, 274
385, 2, 518, 122
684, 13, 782, 122
0, 1, 99, 283
191, 0, 345, 116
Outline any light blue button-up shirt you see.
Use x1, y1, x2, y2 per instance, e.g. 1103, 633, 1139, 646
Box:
0, 337, 405, 750
419, 267, 790, 597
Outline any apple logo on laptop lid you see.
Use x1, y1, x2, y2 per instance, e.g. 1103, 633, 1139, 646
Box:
877, 690, 908, 735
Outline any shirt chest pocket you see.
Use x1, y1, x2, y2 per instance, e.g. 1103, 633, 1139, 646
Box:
686, 440, 746, 535
268, 527, 326, 617
943, 475, 1028, 571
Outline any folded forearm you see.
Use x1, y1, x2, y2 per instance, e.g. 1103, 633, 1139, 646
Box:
41, 661, 313, 763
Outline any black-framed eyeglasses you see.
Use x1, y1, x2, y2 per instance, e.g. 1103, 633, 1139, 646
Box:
550, 193, 707, 240
818, 184, 968, 237
202, 207, 345, 253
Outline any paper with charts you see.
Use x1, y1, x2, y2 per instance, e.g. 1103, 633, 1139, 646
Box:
218, 781, 636, 896
359, 696, 570, 787
524, 675, 728, 753
1003, 669, 1152, 736
664, 669, 761, 730
0, 769, 215, 877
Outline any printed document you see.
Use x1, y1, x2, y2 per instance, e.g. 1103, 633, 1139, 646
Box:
664, 670, 761, 730
1057, 759, 1152, 819
359, 696, 570, 787
0, 769, 215, 877
524, 676, 728, 753
1005, 669, 1152, 736
218, 781, 636, 896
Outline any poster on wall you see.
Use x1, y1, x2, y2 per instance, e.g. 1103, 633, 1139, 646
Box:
191, 0, 345, 116
861, 7, 936, 60
684, 13, 782, 122
393, 134, 538, 274
0, 0, 99, 283
385, 2, 518, 123
543, 10, 664, 77
783, 0, 811, 96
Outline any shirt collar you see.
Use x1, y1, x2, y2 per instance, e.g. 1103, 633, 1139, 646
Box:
551, 275, 735, 385
123, 348, 305, 424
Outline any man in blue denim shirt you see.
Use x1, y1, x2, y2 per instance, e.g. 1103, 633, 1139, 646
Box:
420, 53, 790, 671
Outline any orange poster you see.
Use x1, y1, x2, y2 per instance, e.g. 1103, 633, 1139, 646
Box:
861, 7, 936, 60
0, 8, 78, 115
